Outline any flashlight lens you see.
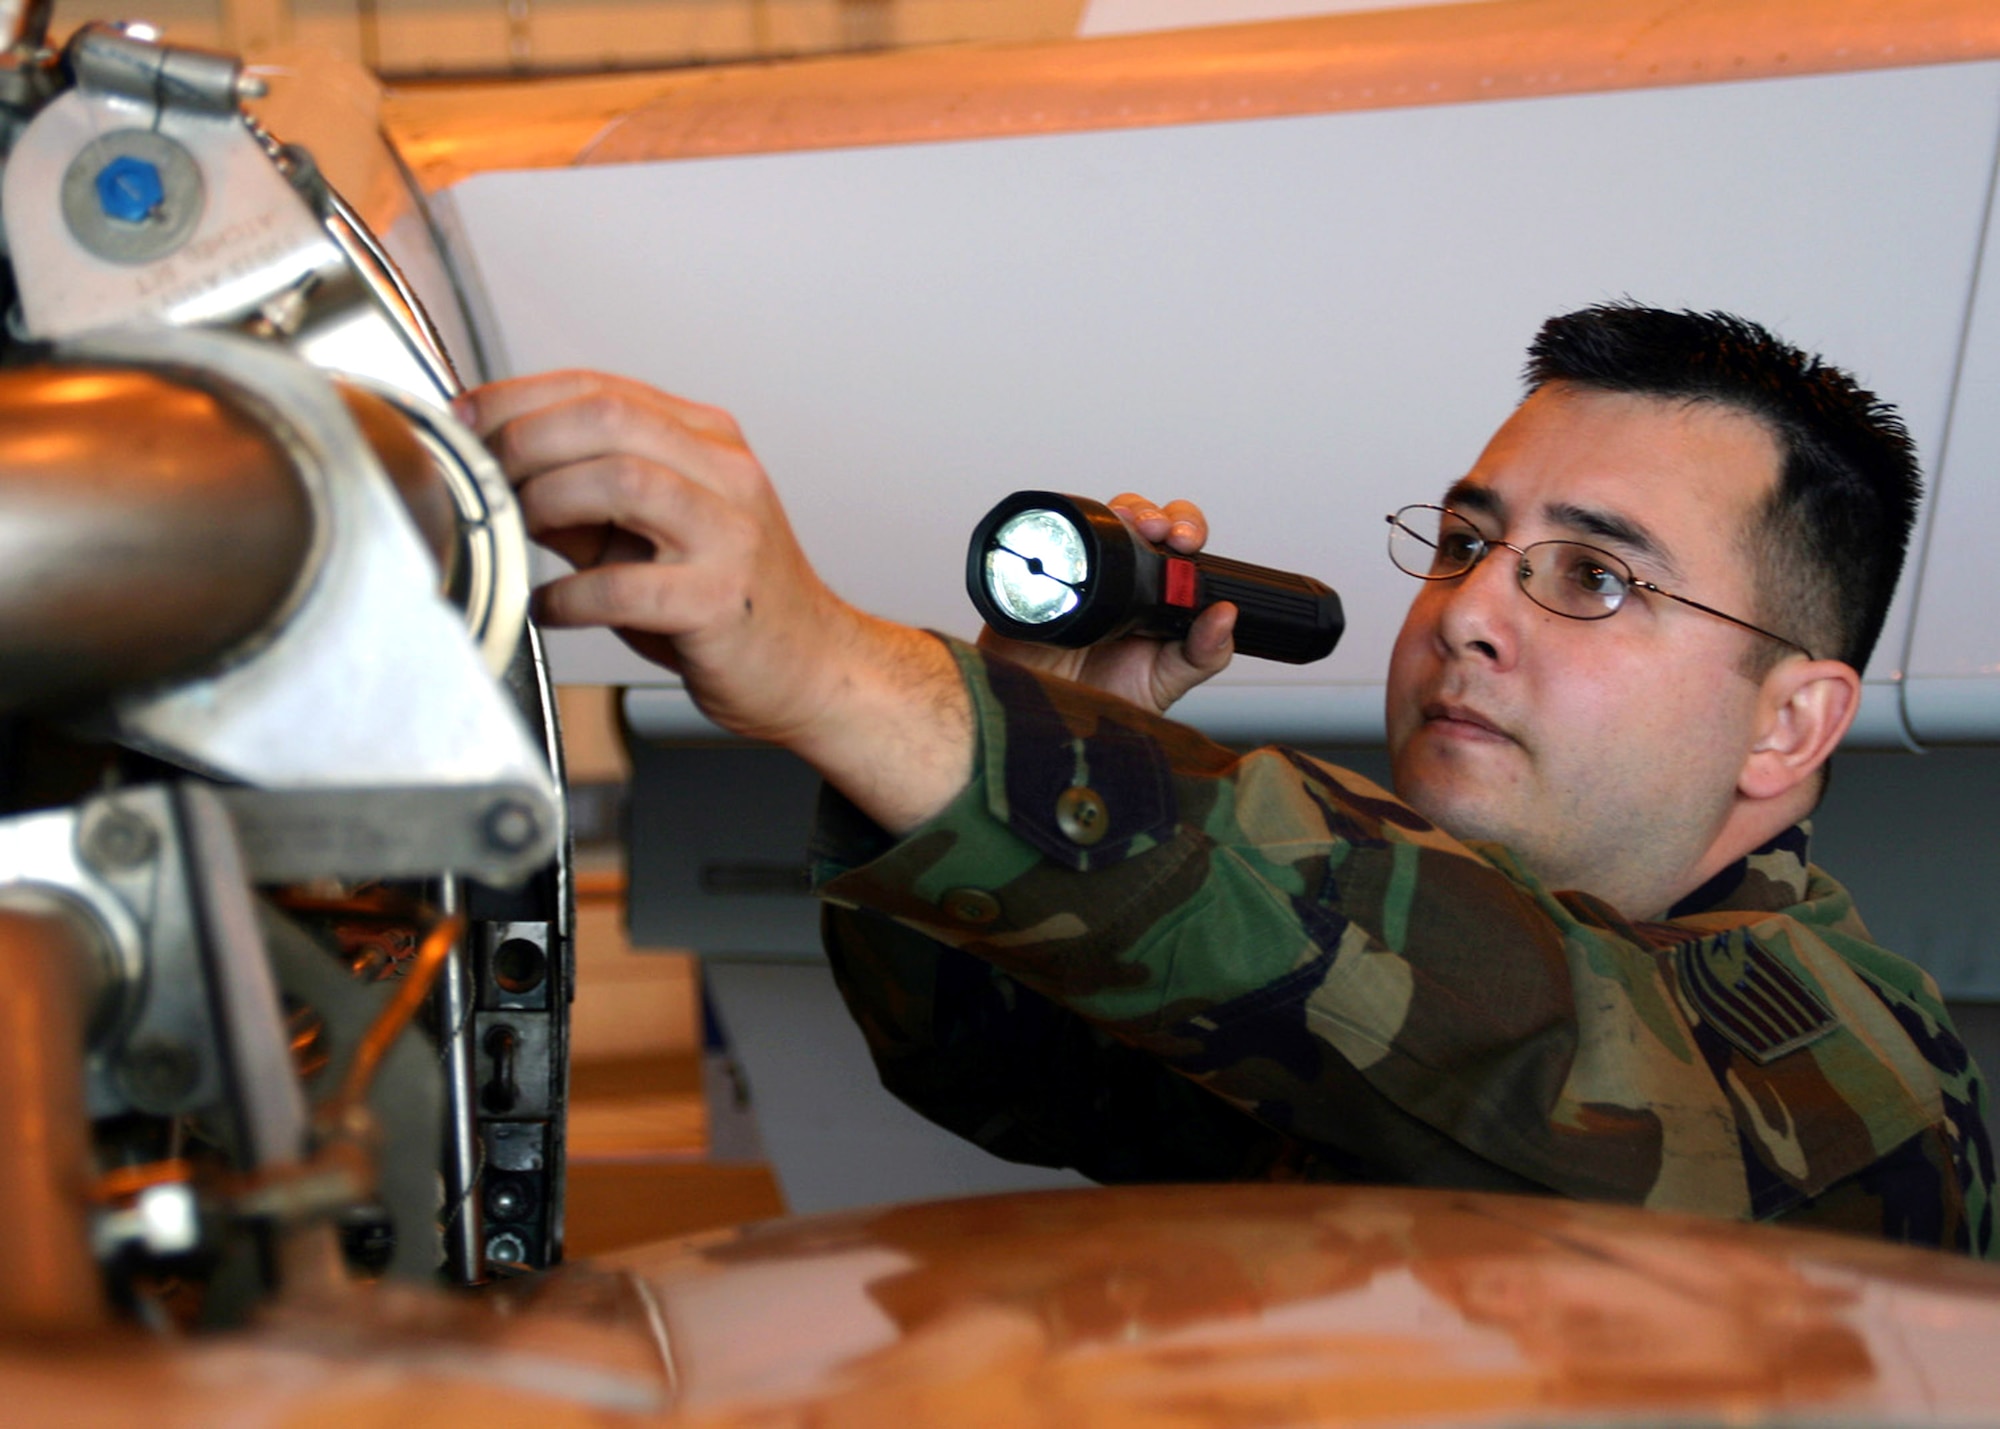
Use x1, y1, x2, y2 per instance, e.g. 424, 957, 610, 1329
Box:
985, 509, 1088, 625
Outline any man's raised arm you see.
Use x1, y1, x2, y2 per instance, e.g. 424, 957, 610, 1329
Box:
458, 371, 1238, 834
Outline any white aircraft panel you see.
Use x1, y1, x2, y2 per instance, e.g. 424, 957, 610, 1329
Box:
1903, 126, 2000, 744
436, 61, 2000, 742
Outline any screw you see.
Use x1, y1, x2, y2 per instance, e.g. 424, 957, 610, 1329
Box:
84, 808, 159, 873
486, 1230, 528, 1266
95, 155, 164, 224
480, 799, 541, 855
484, 1177, 532, 1223
117, 1038, 202, 1112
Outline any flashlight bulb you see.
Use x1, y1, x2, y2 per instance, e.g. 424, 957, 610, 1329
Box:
984, 509, 1089, 625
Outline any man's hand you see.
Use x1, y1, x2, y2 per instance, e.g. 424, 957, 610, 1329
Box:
457, 371, 973, 832
976, 492, 1236, 716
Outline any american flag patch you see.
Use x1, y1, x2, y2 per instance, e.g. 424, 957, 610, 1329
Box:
1677, 935, 1836, 1065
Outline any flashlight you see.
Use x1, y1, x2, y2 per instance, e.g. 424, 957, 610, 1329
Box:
967, 491, 1344, 664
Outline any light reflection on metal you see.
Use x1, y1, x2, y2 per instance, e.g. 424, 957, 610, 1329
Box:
0, 361, 315, 713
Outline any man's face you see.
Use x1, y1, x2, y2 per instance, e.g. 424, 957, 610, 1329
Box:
1384, 383, 1784, 913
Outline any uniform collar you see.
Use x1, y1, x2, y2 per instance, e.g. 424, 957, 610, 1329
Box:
1664, 822, 1813, 920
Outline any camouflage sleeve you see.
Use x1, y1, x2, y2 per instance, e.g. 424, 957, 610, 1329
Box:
814, 638, 1991, 1253
823, 901, 1307, 1182
822, 896, 1552, 1191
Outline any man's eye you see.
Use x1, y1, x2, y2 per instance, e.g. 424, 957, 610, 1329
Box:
1567, 557, 1626, 599
1437, 531, 1483, 566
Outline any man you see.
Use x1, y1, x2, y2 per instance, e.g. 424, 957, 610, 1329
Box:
461, 303, 1992, 1253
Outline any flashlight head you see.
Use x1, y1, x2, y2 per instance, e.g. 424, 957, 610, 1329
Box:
984, 506, 1087, 625
966, 491, 1142, 648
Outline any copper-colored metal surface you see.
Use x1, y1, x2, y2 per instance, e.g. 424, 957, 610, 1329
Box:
0, 894, 109, 1334
324, 912, 461, 1125
610, 1184, 2000, 1425
12, 1182, 2000, 1421
0, 364, 316, 712
384, 0, 2000, 192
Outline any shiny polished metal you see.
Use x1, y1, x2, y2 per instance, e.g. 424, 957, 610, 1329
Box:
79, 327, 558, 887
344, 376, 532, 676
0, 361, 316, 711
3, 39, 342, 341
3, 24, 461, 410
0, 18, 571, 1303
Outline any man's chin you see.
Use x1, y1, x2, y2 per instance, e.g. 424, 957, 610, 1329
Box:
1394, 762, 1524, 851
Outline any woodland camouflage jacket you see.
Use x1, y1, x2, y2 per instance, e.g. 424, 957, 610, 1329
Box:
815, 639, 1995, 1255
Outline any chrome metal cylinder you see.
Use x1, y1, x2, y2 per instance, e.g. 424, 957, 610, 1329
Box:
0, 362, 316, 712
436, 875, 486, 1284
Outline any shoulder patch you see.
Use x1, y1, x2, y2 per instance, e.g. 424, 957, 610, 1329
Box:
1676, 934, 1837, 1065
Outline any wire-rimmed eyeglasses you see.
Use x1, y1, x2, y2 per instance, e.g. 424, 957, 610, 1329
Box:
1385, 504, 1815, 660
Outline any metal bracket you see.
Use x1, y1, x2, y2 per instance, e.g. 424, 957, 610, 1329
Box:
3, 81, 338, 339
220, 783, 556, 888
67, 329, 559, 885
0, 783, 307, 1157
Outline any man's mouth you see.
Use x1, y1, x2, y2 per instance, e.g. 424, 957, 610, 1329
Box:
1422, 701, 1514, 743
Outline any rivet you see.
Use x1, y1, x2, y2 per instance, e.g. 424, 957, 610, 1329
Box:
1055, 786, 1109, 847
84, 808, 159, 872
942, 888, 1001, 925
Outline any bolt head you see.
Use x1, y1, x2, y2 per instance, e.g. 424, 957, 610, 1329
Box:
485, 1177, 533, 1223
117, 1038, 201, 1112
480, 799, 541, 855
84, 808, 159, 872
95, 155, 165, 224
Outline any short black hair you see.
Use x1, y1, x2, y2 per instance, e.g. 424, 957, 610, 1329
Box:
1524, 303, 1921, 672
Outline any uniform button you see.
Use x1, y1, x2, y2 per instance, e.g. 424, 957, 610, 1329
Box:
942, 888, 1001, 925
1055, 786, 1109, 846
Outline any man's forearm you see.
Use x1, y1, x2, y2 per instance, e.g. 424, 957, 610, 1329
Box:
788, 614, 974, 835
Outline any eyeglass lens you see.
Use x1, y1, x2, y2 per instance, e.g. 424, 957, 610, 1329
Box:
1387, 505, 1630, 621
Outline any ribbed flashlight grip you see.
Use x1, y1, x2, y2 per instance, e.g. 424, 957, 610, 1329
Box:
1193, 553, 1346, 665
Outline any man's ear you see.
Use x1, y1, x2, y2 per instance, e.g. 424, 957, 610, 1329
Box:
1739, 658, 1862, 802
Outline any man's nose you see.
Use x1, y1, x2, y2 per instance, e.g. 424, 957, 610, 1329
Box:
1433, 545, 1528, 665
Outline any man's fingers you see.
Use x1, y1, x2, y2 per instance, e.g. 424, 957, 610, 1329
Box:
459, 371, 740, 442
459, 376, 754, 526
1146, 602, 1235, 712
1158, 499, 1208, 553
531, 523, 619, 573
535, 523, 658, 575
1107, 491, 1167, 541
455, 371, 616, 434
490, 395, 752, 500
532, 560, 734, 635
1108, 492, 1209, 552
510, 453, 723, 559
1183, 600, 1237, 669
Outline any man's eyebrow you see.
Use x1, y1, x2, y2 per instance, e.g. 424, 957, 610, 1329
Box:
1440, 480, 1499, 518
1545, 501, 1683, 580
1440, 482, 1685, 579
